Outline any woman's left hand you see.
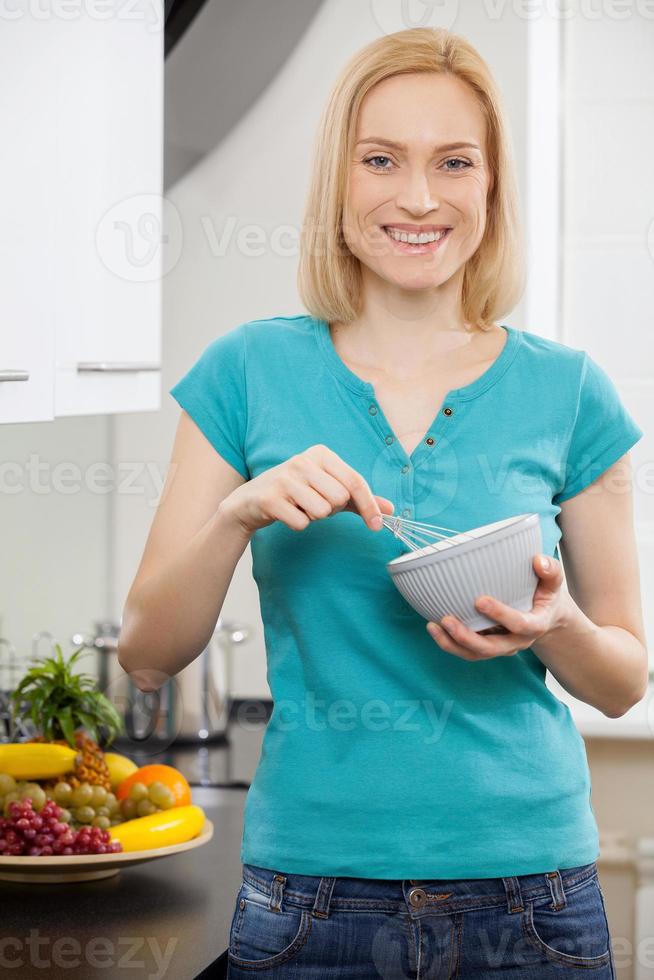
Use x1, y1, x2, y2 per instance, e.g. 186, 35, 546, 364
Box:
426, 554, 571, 661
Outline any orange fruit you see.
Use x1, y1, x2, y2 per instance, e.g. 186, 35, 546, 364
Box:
115, 764, 192, 807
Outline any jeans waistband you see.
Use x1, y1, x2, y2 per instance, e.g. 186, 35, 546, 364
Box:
241, 861, 599, 918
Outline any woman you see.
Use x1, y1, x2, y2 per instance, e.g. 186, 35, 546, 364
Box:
120, 27, 647, 978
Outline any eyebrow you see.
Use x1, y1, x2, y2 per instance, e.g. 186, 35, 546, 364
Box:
355, 137, 481, 153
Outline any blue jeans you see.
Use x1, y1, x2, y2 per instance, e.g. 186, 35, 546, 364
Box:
226, 860, 616, 978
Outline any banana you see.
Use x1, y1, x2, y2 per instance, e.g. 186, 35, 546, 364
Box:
0, 743, 78, 779
109, 804, 206, 852
103, 752, 138, 789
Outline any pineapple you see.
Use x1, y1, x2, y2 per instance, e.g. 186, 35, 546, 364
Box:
30, 731, 112, 792
9, 644, 125, 792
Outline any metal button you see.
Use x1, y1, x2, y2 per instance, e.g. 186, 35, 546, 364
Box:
239, 898, 245, 909
408, 887, 427, 908
443, 407, 453, 416
368, 404, 378, 415
401, 464, 410, 474
385, 434, 394, 445
425, 436, 435, 445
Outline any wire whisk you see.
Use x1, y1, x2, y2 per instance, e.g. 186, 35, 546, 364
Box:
380, 513, 478, 554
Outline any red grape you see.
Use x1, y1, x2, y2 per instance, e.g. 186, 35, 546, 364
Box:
0, 798, 122, 857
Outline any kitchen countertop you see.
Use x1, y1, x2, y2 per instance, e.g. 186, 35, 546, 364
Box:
2, 676, 649, 980
0, 720, 269, 980
0, 783, 247, 980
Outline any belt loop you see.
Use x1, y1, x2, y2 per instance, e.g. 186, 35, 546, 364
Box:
270, 873, 286, 912
312, 876, 336, 919
502, 876, 524, 914
545, 870, 566, 910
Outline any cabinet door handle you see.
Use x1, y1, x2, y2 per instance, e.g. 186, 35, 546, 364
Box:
0, 370, 30, 381
76, 362, 161, 373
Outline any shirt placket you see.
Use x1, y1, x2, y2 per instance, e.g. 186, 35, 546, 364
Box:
365, 396, 461, 521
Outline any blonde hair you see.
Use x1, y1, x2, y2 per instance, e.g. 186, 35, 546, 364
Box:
297, 27, 526, 330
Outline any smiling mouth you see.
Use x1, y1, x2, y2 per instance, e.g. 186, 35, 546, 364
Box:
381, 226, 452, 252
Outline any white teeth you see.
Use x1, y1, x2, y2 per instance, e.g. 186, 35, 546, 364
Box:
385, 227, 449, 244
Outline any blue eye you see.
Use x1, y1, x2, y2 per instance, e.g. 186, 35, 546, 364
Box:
363, 155, 393, 170
444, 157, 472, 171
362, 155, 472, 172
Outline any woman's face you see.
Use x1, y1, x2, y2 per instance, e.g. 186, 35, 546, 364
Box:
343, 72, 492, 293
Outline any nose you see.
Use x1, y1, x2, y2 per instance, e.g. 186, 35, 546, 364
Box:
394, 166, 440, 215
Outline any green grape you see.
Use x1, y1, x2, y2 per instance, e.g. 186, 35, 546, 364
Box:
136, 798, 157, 817
71, 783, 93, 807
75, 805, 95, 824
95, 806, 110, 818
19, 782, 41, 801
128, 782, 148, 803
92, 815, 110, 830
53, 781, 73, 805
120, 798, 137, 820
59, 808, 72, 823
147, 781, 175, 809
0, 773, 16, 795
30, 787, 47, 812
90, 785, 107, 808
105, 792, 119, 814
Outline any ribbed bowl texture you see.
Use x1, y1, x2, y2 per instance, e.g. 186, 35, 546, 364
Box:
387, 513, 542, 631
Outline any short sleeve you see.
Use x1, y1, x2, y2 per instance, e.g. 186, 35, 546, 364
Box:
169, 323, 250, 480
553, 352, 643, 505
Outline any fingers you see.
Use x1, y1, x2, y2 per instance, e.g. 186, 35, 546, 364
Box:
299, 446, 387, 530
286, 480, 342, 523
288, 462, 351, 518
376, 496, 396, 515
473, 596, 529, 636
427, 617, 527, 659
273, 495, 315, 531
427, 622, 484, 661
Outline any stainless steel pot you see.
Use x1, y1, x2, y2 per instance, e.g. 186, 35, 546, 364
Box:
71, 616, 251, 747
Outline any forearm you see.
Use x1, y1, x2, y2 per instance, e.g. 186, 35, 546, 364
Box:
117, 505, 251, 689
531, 593, 649, 718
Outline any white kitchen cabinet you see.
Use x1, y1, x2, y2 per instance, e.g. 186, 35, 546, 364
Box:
0, 19, 56, 423
0, 4, 163, 424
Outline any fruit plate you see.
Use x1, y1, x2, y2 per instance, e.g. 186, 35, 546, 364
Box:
0, 818, 214, 884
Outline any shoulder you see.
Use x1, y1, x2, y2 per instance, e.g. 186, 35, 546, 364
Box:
238, 313, 317, 363
511, 326, 587, 391
513, 326, 584, 366
197, 313, 314, 364
514, 328, 630, 405
242, 313, 315, 342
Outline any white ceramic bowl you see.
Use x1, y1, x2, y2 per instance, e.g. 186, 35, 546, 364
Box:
387, 513, 542, 632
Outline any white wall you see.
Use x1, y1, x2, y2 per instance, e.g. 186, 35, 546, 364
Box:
112, 0, 530, 699
562, 12, 654, 662
0, 415, 109, 679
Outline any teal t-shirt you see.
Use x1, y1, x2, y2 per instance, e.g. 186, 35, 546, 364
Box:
169, 314, 644, 879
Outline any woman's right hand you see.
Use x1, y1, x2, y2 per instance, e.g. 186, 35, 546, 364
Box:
218, 443, 395, 539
